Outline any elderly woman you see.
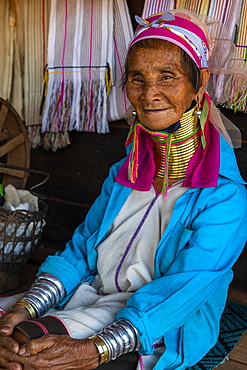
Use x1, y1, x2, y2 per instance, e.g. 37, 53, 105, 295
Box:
0, 9, 246, 370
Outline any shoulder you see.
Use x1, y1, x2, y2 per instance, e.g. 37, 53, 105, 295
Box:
219, 136, 246, 185
181, 177, 247, 230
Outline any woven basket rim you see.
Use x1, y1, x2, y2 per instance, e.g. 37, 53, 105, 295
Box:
0, 199, 48, 271
0, 199, 48, 223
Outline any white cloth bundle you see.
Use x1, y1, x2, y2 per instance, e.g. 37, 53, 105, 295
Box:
0, 185, 45, 263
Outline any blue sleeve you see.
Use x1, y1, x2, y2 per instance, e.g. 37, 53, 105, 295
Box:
38, 158, 126, 296
116, 180, 247, 367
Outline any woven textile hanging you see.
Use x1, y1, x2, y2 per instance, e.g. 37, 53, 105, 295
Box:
0, 0, 23, 116
235, 0, 247, 61
40, 0, 133, 151
142, 0, 242, 36
221, 0, 247, 113
0, 1, 12, 101
22, 0, 51, 147
0, 0, 51, 147
107, 0, 133, 122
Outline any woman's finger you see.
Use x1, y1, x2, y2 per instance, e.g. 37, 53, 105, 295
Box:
0, 337, 19, 354
19, 336, 55, 357
0, 346, 22, 370
0, 309, 30, 337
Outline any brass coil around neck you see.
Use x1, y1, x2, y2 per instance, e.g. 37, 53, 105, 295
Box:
151, 106, 200, 179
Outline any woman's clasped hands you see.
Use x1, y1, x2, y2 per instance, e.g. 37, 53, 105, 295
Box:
0, 310, 100, 370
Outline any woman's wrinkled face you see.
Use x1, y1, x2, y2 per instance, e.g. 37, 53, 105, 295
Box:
126, 43, 197, 131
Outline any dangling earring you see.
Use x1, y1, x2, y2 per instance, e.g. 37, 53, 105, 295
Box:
194, 98, 202, 118
124, 106, 137, 126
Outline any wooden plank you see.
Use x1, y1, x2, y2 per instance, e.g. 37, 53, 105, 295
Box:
0, 104, 9, 132
228, 289, 247, 306
0, 163, 25, 178
215, 360, 247, 369
229, 331, 247, 365
0, 130, 9, 142
0, 133, 25, 157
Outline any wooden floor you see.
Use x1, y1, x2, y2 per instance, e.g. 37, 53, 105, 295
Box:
215, 331, 247, 369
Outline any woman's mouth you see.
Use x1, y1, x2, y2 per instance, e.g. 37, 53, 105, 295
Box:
143, 108, 169, 114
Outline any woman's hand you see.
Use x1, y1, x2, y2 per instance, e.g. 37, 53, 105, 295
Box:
13, 335, 100, 370
0, 336, 23, 370
0, 305, 32, 369
0, 305, 31, 337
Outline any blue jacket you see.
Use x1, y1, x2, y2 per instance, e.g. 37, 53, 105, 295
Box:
39, 137, 247, 369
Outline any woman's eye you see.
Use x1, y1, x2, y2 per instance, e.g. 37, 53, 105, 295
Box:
127, 76, 144, 85
132, 77, 144, 84
161, 75, 172, 80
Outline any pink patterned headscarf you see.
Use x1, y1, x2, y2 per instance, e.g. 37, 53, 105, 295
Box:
129, 10, 210, 69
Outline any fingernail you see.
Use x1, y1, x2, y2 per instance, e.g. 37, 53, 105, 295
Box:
0, 326, 8, 331
13, 366, 21, 370
0, 327, 9, 334
19, 347, 26, 355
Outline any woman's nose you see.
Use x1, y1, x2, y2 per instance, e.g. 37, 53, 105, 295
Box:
140, 79, 162, 102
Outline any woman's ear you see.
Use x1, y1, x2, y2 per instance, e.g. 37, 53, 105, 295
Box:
196, 68, 210, 102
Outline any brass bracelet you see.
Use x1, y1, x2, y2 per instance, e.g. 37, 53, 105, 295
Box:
89, 335, 109, 365
12, 300, 37, 319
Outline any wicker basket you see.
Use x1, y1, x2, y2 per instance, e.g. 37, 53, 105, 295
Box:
0, 199, 48, 292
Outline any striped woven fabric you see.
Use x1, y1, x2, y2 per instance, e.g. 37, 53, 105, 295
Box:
235, 0, 247, 61
40, 0, 132, 151
207, 0, 241, 37
0, 1, 50, 148
22, 0, 50, 147
107, 0, 133, 122
221, 0, 247, 113
142, 0, 242, 34
0, 1, 16, 106
142, 0, 212, 16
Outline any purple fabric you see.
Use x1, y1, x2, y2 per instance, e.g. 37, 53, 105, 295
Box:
115, 123, 220, 191
115, 129, 156, 191
183, 123, 220, 188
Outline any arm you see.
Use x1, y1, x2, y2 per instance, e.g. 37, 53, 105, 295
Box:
38, 157, 127, 298
116, 179, 247, 357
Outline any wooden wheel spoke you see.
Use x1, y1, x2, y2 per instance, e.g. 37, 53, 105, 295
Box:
0, 98, 30, 188
0, 163, 25, 179
0, 130, 9, 143
0, 104, 9, 132
0, 133, 25, 158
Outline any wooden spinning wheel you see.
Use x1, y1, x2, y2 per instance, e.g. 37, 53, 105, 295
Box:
0, 97, 30, 189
